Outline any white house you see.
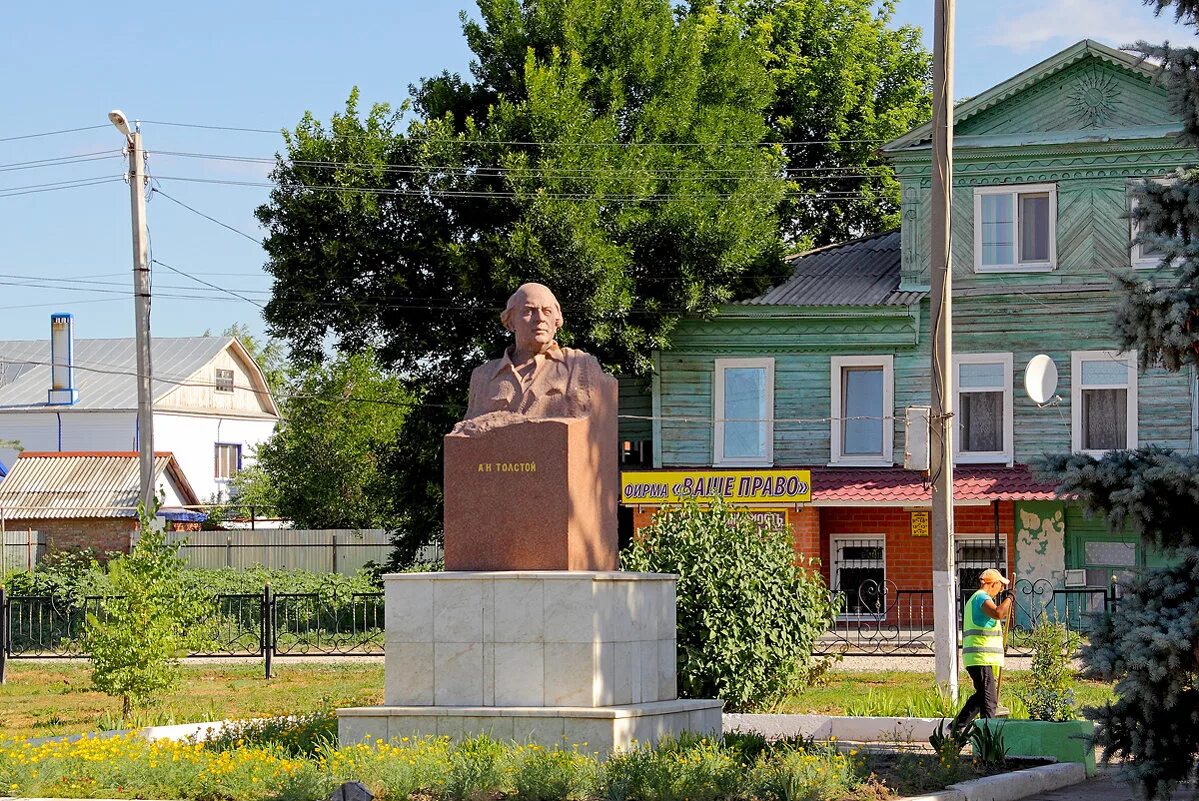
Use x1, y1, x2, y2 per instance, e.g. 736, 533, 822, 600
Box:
0, 316, 280, 501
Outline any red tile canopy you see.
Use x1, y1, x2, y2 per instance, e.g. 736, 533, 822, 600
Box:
810, 465, 1057, 504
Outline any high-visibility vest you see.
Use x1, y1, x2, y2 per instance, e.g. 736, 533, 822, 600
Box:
962, 589, 1004, 667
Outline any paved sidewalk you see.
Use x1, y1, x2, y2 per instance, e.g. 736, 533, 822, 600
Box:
1020, 767, 1191, 800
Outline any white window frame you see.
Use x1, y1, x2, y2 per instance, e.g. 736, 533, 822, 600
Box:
952, 353, 1014, 466
1130, 177, 1177, 270
830, 355, 894, 466
830, 535, 887, 621
973, 183, 1058, 273
1071, 350, 1138, 456
713, 357, 774, 467
214, 368, 235, 393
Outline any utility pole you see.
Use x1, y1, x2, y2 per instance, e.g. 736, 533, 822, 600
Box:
929, 0, 958, 699
110, 110, 155, 512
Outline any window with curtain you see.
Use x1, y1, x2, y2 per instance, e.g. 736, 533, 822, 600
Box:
215, 443, 242, 480
1072, 351, 1137, 455
975, 184, 1056, 271
714, 358, 773, 465
954, 355, 1012, 462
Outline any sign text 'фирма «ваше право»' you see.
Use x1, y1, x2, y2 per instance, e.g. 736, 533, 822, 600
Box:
619, 469, 811, 505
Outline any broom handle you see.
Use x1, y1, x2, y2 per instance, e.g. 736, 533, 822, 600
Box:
996, 599, 1014, 695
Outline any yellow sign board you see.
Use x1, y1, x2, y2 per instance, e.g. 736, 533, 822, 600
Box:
621, 470, 811, 505
911, 511, 930, 537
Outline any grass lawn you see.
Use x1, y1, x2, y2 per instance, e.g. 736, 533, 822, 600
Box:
0, 663, 1113, 742
779, 669, 1116, 716
0, 661, 384, 741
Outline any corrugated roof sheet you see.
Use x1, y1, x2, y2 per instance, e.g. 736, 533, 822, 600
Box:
0, 337, 230, 410
0, 451, 199, 519
810, 465, 1056, 503
743, 231, 924, 308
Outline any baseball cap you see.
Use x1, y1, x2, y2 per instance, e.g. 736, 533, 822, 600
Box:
980, 568, 1010, 586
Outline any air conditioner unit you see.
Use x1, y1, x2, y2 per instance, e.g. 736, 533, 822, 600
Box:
904, 405, 931, 471
1064, 569, 1087, 587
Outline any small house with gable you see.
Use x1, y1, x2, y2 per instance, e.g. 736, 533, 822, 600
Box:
0, 318, 280, 504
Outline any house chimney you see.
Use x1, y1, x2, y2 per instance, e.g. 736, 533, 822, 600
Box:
47, 313, 79, 405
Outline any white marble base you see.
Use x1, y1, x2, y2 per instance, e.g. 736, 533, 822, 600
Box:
383, 571, 678, 707
337, 699, 724, 754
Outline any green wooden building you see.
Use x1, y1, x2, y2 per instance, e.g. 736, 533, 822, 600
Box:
621, 40, 1194, 622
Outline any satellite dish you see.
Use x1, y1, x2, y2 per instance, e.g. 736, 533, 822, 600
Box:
1024, 354, 1058, 404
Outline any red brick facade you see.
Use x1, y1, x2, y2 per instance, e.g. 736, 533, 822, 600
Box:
21, 518, 138, 556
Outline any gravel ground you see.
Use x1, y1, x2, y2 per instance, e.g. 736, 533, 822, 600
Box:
831, 654, 1034, 672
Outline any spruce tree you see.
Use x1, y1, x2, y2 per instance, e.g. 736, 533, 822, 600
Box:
1039, 3, 1199, 796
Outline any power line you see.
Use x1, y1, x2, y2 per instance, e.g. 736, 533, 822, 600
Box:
0, 125, 110, 143
152, 174, 871, 201
0, 176, 124, 199
140, 119, 896, 146
150, 187, 264, 245
0, 151, 124, 172
150, 149, 893, 181
152, 258, 266, 309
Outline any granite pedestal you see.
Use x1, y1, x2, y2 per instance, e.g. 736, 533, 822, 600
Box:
337, 572, 723, 753
442, 377, 618, 571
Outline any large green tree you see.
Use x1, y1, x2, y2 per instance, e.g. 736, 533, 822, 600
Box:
244, 351, 411, 531
1038, 3, 1199, 796
256, 0, 930, 562
726, 0, 931, 246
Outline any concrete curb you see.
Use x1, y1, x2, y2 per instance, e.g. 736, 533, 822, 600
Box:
899, 762, 1086, 801
725, 712, 948, 741
22, 719, 237, 747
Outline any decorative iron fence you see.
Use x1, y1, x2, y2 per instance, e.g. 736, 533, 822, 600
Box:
815, 577, 1118, 656
1, 576, 1120, 679
0, 585, 385, 682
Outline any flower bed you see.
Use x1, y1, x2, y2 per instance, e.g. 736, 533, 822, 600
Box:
0, 728, 917, 801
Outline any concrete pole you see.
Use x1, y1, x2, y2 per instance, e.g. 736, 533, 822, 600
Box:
930, 0, 958, 700
128, 130, 155, 512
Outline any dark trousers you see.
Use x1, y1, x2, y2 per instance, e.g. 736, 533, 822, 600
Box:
952, 664, 998, 733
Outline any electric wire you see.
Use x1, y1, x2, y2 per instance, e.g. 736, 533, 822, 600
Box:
0, 124, 110, 143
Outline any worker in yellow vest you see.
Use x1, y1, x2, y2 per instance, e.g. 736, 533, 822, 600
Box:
951, 568, 1014, 735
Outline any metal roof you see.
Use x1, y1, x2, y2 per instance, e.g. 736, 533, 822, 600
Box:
743, 231, 924, 308
0, 451, 201, 519
0, 336, 232, 411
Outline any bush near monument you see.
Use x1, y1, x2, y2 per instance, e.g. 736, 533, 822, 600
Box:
621, 500, 837, 712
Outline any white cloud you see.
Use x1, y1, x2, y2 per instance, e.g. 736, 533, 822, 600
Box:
985, 0, 1186, 52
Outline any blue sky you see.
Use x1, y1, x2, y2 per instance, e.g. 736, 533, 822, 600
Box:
2, 1, 1189, 345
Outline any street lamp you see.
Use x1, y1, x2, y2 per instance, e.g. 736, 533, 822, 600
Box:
109, 109, 155, 513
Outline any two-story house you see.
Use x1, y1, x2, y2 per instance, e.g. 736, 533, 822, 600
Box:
0, 315, 280, 502
619, 40, 1193, 621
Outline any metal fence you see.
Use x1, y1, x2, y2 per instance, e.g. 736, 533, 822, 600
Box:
0, 585, 385, 682
1, 530, 46, 574
815, 577, 1118, 657
1, 576, 1121, 679
166, 529, 392, 575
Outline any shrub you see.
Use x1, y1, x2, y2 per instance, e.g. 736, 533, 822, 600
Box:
599, 735, 741, 801
1018, 618, 1079, 722
512, 745, 595, 801
202, 711, 338, 757
621, 499, 838, 711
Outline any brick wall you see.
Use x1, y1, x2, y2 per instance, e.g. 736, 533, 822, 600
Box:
22, 518, 137, 556
820, 502, 1014, 590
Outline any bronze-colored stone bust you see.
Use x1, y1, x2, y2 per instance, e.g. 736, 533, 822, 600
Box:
456, 283, 606, 435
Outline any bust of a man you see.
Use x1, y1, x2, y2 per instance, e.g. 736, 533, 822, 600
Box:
454, 282, 607, 435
